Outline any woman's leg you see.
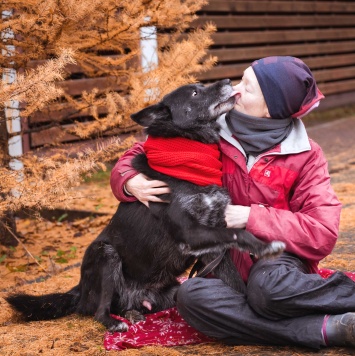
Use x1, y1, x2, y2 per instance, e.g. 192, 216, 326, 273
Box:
176, 277, 326, 349
247, 253, 355, 319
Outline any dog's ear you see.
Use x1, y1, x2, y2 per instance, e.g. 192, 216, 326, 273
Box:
131, 103, 170, 127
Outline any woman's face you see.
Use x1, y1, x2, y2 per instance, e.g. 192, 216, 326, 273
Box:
233, 66, 270, 118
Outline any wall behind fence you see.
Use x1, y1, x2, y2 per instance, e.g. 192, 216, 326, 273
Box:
25, 0, 355, 151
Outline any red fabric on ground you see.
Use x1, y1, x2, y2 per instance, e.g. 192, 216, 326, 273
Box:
104, 307, 213, 351
104, 269, 355, 351
318, 268, 355, 280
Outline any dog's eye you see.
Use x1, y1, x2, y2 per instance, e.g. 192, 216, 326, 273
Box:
192, 90, 198, 97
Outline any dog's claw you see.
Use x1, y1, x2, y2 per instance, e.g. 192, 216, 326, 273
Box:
108, 321, 129, 333
270, 241, 286, 254
124, 309, 145, 324
259, 241, 285, 258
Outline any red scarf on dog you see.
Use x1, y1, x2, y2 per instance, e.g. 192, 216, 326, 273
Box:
144, 136, 222, 186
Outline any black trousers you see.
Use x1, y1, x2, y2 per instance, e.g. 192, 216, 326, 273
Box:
176, 253, 355, 349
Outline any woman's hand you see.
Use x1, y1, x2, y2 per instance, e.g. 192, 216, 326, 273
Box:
225, 204, 251, 229
125, 173, 170, 207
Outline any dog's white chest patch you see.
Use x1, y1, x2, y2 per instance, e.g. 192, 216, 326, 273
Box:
202, 194, 216, 210
178, 190, 229, 227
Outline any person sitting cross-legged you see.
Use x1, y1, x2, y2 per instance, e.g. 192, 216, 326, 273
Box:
110, 56, 355, 349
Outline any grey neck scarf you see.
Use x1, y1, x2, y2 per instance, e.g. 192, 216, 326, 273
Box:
225, 109, 294, 156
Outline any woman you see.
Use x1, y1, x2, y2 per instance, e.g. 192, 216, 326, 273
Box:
110, 56, 355, 349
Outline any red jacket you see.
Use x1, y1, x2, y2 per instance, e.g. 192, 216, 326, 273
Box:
110, 116, 341, 281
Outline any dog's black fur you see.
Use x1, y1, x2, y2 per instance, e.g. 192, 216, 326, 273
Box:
6, 79, 285, 332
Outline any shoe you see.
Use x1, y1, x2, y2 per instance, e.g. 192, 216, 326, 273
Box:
325, 313, 355, 347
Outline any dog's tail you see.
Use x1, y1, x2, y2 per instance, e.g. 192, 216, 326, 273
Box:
5, 285, 80, 321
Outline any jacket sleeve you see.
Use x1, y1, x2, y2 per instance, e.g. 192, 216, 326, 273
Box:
246, 142, 341, 263
110, 142, 145, 202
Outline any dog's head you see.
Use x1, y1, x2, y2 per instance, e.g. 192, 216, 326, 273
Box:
131, 79, 236, 143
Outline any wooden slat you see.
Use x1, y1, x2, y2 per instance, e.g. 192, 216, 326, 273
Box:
29, 102, 109, 124
27, 54, 136, 75
193, 15, 355, 29
319, 91, 355, 111
304, 54, 355, 70
30, 122, 136, 147
202, 1, 355, 13
27, 60, 83, 74
319, 79, 355, 96
57, 76, 123, 96
197, 64, 246, 81
313, 66, 355, 82
30, 126, 79, 147
209, 41, 355, 63
211, 28, 355, 46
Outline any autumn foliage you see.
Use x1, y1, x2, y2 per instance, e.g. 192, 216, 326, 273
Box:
0, 0, 216, 222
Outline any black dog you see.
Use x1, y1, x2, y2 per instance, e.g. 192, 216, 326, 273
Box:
6, 80, 285, 332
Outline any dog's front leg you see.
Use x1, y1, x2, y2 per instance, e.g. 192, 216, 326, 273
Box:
93, 244, 129, 332
182, 224, 285, 259
95, 282, 127, 332
200, 252, 247, 294
167, 205, 238, 247
231, 229, 285, 259
182, 224, 239, 248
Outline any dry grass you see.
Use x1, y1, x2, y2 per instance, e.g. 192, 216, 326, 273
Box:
1, 177, 354, 355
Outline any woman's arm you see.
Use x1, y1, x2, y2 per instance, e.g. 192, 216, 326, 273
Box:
110, 142, 144, 202
110, 142, 169, 205
246, 143, 341, 262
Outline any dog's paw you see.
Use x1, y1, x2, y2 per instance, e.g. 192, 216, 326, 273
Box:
270, 241, 286, 254
124, 309, 145, 324
107, 320, 129, 333
259, 241, 285, 258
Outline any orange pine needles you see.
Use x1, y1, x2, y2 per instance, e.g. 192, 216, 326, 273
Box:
0, 0, 215, 217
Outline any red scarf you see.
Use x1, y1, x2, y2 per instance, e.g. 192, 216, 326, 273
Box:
144, 136, 222, 186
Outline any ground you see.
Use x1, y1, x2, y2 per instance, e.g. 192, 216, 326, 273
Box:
1, 116, 355, 355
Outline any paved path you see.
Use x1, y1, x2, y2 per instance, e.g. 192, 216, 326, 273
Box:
307, 116, 355, 182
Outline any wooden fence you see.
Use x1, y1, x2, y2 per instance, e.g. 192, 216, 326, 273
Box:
25, 0, 355, 151
195, 0, 355, 109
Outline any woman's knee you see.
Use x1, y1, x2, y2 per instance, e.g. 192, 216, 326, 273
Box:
176, 278, 222, 317
176, 279, 197, 311
246, 272, 272, 315
247, 259, 308, 318
246, 264, 289, 316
